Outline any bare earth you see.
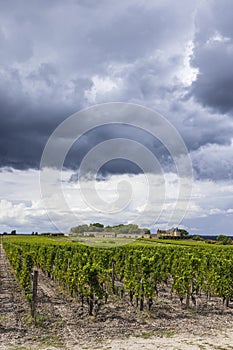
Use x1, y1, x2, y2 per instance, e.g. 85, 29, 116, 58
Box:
1, 244, 233, 350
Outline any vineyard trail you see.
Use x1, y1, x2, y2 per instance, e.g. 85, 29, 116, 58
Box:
2, 241, 233, 349
0, 243, 30, 345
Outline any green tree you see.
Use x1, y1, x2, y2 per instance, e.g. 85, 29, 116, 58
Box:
90, 223, 104, 228
193, 235, 204, 241
217, 234, 232, 245
179, 229, 189, 236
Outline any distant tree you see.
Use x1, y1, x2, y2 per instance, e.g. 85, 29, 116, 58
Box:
11, 230, 16, 235
70, 224, 89, 234
89, 223, 104, 232
105, 225, 113, 231
193, 235, 204, 241
35, 232, 38, 235
90, 223, 104, 228
144, 229, 151, 235
111, 224, 140, 234
70, 223, 150, 235
179, 229, 189, 236
217, 234, 232, 245
32, 231, 35, 235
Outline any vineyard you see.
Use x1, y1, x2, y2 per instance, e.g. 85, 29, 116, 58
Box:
2, 235, 233, 316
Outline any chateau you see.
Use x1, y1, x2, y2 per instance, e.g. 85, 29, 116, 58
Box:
156, 227, 182, 238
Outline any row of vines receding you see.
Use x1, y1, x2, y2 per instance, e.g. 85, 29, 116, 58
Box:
3, 238, 233, 315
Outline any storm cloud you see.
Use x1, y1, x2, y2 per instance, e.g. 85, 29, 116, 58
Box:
1, 1, 233, 234
0, 0, 233, 181
190, 0, 233, 114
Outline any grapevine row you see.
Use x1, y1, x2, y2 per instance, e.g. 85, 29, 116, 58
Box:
3, 237, 233, 314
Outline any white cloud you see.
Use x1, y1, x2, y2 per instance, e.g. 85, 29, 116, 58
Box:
1, 168, 233, 234
206, 31, 231, 45
85, 75, 122, 103
191, 139, 233, 180
0, 199, 26, 223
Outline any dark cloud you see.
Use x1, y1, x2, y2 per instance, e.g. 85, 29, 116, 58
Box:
190, 41, 233, 114
0, 75, 75, 169
0, 0, 195, 170
65, 124, 174, 180
0, 0, 232, 182
191, 141, 233, 181
177, 105, 233, 152
189, 0, 233, 114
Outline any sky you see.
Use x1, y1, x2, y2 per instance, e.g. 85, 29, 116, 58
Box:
0, 0, 233, 235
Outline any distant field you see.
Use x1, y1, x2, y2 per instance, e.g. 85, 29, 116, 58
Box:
67, 235, 212, 248
137, 237, 233, 248
1, 234, 139, 248
69, 235, 137, 247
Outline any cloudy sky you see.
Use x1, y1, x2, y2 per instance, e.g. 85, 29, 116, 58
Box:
1, 0, 233, 235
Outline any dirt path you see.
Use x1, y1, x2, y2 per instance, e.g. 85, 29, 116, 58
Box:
0, 244, 64, 349
0, 245, 28, 339
100, 331, 233, 350
36, 273, 82, 348
0, 243, 29, 342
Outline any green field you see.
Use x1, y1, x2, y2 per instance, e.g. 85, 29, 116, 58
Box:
70, 236, 137, 248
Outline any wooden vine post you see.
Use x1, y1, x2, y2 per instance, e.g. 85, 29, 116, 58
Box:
31, 269, 38, 319
112, 260, 116, 294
